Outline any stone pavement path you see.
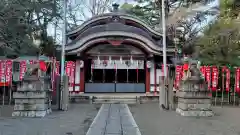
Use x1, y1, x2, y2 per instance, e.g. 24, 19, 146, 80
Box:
129, 103, 240, 135
86, 104, 141, 135
0, 104, 100, 135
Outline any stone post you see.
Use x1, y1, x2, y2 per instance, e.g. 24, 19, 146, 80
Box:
168, 78, 175, 110
61, 75, 69, 111
160, 76, 168, 109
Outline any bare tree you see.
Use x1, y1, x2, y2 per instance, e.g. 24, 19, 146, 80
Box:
66, 0, 114, 29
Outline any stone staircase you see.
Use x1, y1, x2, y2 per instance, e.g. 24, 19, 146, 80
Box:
91, 95, 140, 104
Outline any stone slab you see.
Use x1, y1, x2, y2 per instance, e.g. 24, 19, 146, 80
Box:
122, 128, 142, 135
176, 108, 214, 117
179, 84, 208, 91
177, 91, 211, 98
12, 109, 52, 117
13, 91, 48, 99
178, 98, 211, 104
177, 102, 212, 111
17, 82, 50, 91
14, 99, 49, 104
14, 104, 50, 111
86, 104, 141, 135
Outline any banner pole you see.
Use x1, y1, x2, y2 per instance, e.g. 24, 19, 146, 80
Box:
221, 68, 224, 107
2, 60, 6, 106
227, 68, 230, 105
214, 73, 217, 106
234, 68, 236, 106
9, 60, 12, 105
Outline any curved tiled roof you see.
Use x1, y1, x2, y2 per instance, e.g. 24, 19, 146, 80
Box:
67, 12, 162, 37
68, 22, 161, 46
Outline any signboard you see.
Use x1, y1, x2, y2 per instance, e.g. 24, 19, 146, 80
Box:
92, 60, 144, 69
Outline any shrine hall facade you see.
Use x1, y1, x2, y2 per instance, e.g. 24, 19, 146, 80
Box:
57, 9, 175, 94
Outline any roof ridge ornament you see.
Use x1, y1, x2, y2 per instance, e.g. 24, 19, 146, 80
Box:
112, 3, 119, 12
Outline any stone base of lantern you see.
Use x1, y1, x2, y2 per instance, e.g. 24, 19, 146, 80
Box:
12, 75, 52, 118
176, 81, 214, 117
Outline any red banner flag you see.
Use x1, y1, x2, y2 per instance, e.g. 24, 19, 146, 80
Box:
39, 61, 47, 72
205, 66, 211, 89
19, 60, 27, 81
55, 61, 60, 75
0, 60, 6, 86
225, 68, 231, 92
65, 61, 72, 77
235, 68, 240, 92
211, 66, 218, 91
200, 66, 206, 78
5, 60, 13, 85
183, 63, 189, 71
70, 61, 75, 87
174, 65, 182, 89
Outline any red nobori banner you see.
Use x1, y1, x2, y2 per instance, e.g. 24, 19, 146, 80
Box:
200, 66, 206, 78
70, 61, 75, 87
5, 60, 13, 84
205, 66, 211, 89
0, 60, 6, 85
65, 61, 72, 76
65, 61, 75, 90
235, 68, 240, 92
55, 61, 60, 75
224, 67, 231, 92
0, 60, 13, 86
174, 65, 182, 89
19, 60, 27, 81
211, 66, 219, 91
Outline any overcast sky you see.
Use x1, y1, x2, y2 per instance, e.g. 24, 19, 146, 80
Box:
49, 0, 219, 44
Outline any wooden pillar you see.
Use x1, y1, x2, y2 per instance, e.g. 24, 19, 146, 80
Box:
154, 62, 157, 93
80, 60, 85, 93
146, 63, 150, 93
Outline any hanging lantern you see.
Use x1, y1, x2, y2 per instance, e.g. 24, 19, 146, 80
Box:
109, 56, 112, 64
103, 60, 108, 67
79, 60, 84, 68
130, 56, 133, 64
97, 56, 100, 65
146, 61, 152, 68
120, 56, 123, 64
138, 60, 143, 67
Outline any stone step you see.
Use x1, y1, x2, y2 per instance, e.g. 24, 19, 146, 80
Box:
13, 91, 49, 99
12, 109, 52, 117
92, 99, 138, 104
92, 96, 139, 104
14, 104, 50, 111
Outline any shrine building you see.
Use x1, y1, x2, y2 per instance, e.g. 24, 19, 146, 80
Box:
57, 4, 175, 94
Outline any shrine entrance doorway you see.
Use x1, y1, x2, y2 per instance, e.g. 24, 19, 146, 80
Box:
84, 57, 146, 93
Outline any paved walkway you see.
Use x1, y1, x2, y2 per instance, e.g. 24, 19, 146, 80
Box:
129, 103, 240, 135
0, 104, 99, 135
86, 104, 141, 135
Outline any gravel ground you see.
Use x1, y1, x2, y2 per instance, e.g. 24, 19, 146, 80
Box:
129, 103, 240, 135
0, 104, 100, 135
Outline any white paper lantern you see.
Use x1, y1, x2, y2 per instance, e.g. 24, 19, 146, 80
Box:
146, 61, 152, 68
